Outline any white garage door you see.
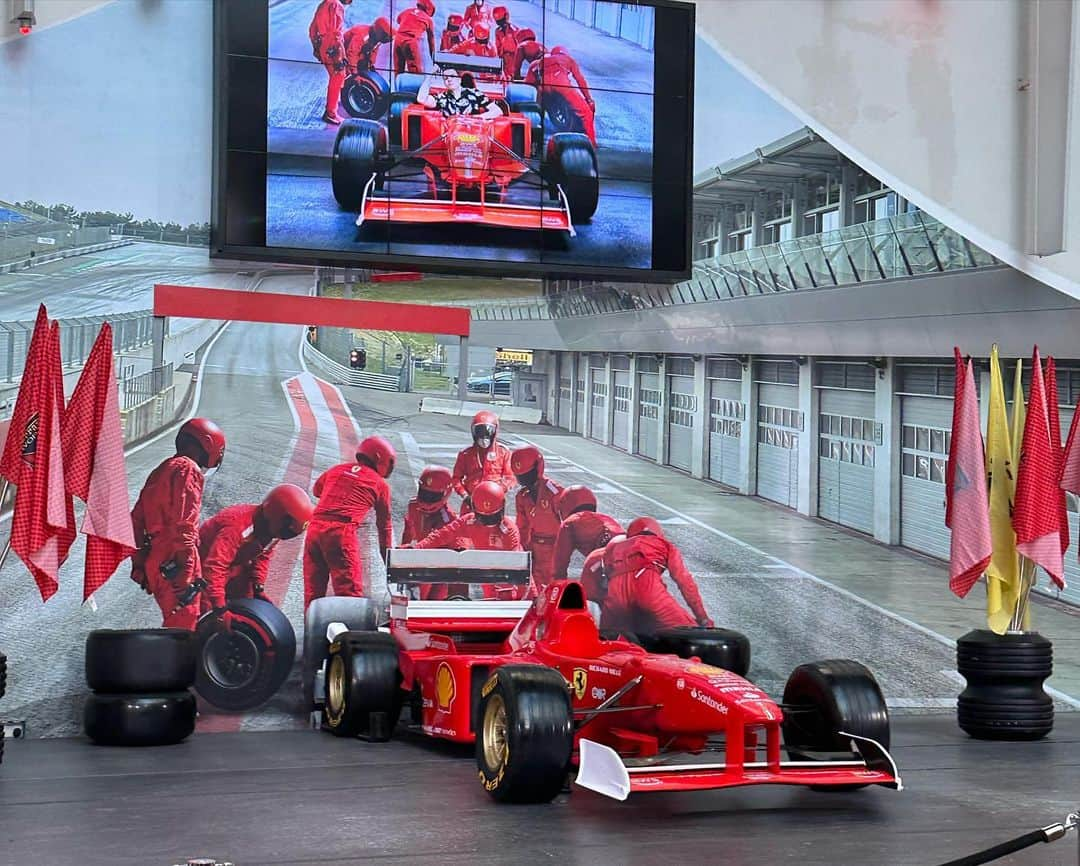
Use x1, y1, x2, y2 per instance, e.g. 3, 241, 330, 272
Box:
612, 355, 631, 451
708, 358, 742, 488
636, 357, 661, 461
817, 363, 877, 535
756, 360, 801, 509
667, 357, 696, 472
588, 355, 607, 442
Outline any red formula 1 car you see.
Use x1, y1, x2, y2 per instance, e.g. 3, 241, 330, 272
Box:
319, 550, 902, 804
330, 53, 599, 239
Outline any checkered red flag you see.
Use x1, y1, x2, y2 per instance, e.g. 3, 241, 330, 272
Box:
61, 323, 136, 599
1014, 347, 1065, 589
944, 349, 992, 597
1044, 357, 1070, 557
0, 306, 49, 486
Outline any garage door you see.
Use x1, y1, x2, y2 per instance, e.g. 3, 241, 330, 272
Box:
708, 358, 742, 488
612, 355, 631, 451
588, 354, 607, 442
898, 364, 955, 560
636, 356, 661, 461
1047, 382, 1080, 607
817, 363, 876, 535
667, 357, 696, 472
557, 354, 572, 430
574, 354, 586, 435
755, 361, 801, 508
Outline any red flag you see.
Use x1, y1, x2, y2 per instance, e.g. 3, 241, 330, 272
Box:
0, 306, 49, 486
1062, 393, 1080, 496
1044, 357, 1070, 556
1014, 348, 1065, 589
945, 350, 992, 597
8, 317, 75, 600
61, 323, 136, 599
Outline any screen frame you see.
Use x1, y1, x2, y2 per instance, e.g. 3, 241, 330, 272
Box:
211, 0, 695, 283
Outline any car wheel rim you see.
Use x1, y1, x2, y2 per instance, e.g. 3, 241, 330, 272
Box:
482, 693, 508, 770
328, 654, 346, 718
348, 84, 375, 116
204, 630, 261, 690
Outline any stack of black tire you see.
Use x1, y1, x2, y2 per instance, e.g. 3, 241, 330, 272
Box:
0, 650, 6, 765
84, 630, 198, 746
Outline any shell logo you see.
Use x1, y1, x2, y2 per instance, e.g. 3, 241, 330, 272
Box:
435, 662, 456, 712
457, 133, 480, 143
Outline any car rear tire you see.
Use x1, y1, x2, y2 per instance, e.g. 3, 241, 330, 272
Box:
546, 133, 599, 223
84, 692, 196, 747
393, 73, 425, 98
543, 91, 581, 134
510, 100, 543, 158
193, 598, 296, 712
85, 629, 196, 693
341, 70, 391, 119
506, 82, 538, 106
476, 665, 573, 803
781, 659, 890, 791
323, 631, 401, 739
388, 93, 417, 148
640, 627, 751, 678
332, 119, 389, 211
303, 597, 380, 710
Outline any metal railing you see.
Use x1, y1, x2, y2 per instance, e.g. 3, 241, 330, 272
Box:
469, 213, 1000, 322
120, 364, 174, 411
303, 339, 402, 392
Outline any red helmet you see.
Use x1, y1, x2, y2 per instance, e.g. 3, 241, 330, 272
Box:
492, 5, 509, 24
259, 484, 314, 540
510, 445, 544, 484
471, 480, 505, 522
371, 17, 393, 42
627, 516, 664, 538
557, 484, 596, 517
177, 418, 226, 469
516, 28, 536, 44
417, 0, 436, 16
551, 45, 568, 56
356, 435, 397, 478
471, 410, 499, 447
521, 41, 544, 62
473, 23, 490, 42
446, 12, 463, 30
417, 464, 453, 509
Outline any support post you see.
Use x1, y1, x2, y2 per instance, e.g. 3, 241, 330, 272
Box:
457, 336, 470, 401
152, 316, 166, 369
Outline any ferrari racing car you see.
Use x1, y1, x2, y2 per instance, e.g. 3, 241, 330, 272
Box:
330, 53, 599, 239
314, 550, 902, 804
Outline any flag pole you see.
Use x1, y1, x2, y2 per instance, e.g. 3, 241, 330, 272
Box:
0, 478, 11, 571
1011, 555, 1036, 632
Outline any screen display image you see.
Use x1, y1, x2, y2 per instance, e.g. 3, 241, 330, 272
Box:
255, 0, 685, 277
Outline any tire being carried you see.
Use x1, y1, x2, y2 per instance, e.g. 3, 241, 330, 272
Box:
640, 627, 751, 678
303, 596, 380, 710
332, 119, 389, 211
323, 631, 401, 740
84, 692, 196, 747
476, 665, 573, 803
85, 629, 196, 693
341, 69, 390, 119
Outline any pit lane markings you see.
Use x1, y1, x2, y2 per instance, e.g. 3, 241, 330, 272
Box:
515, 435, 1080, 709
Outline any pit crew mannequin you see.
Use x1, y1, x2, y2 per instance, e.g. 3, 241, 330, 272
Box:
394, 0, 437, 74
199, 484, 314, 631
451, 22, 498, 58
130, 418, 226, 630
303, 436, 395, 610
309, 0, 352, 124
401, 465, 457, 545
412, 481, 526, 599
462, 0, 493, 36
600, 517, 713, 634
510, 445, 564, 588
440, 13, 466, 51
551, 485, 623, 581
451, 410, 515, 513
509, 30, 543, 81
343, 17, 393, 74
524, 45, 596, 145
492, 6, 518, 75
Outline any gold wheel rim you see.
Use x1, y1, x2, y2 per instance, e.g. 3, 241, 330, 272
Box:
482, 693, 508, 770
328, 654, 345, 719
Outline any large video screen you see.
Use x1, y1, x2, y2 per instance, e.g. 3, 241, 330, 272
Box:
213, 0, 694, 280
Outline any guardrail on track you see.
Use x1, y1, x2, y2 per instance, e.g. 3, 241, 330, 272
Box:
120, 364, 174, 411
303, 339, 402, 392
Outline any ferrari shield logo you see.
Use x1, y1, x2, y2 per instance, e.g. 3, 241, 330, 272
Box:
20, 412, 39, 467
435, 662, 456, 713
571, 668, 587, 701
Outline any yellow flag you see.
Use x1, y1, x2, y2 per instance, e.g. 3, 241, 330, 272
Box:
986, 347, 1020, 633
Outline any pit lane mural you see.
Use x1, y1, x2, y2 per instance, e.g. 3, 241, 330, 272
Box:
266, 0, 656, 268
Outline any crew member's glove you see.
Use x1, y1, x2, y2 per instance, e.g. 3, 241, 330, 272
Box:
252, 583, 269, 602
213, 608, 237, 633
586, 98, 595, 112
696, 615, 714, 629
131, 566, 152, 595
461, 496, 472, 511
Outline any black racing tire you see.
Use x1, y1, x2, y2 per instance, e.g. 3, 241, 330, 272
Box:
506, 82, 538, 106
323, 631, 402, 739
393, 73, 425, 97
194, 598, 297, 712
509, 100, 543, 158
640, 627, 751, 678
0, 726, 4, 765
956, 630, 1053, 740
543, 91, 582, 134
0, 652, 6, 701
84, 692, 196, 747
332, 119, 389, 211
545, 133, 599, 223
388, 93, 417, 148
476, 665, 573, 804
781, 659, 890, 791
85, 629, 196, 693
303, 597, 380, 710
341, 69, 391, 119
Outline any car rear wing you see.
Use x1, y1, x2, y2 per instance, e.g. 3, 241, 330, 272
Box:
386, 548, 532, 585
433, 51, 504, 75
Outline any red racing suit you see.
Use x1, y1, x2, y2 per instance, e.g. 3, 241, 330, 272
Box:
525, 52, 596, 144
413, 513, 526, 599
400, 499, 457, 546
462, 3, 494, 35
343, 24, 384, 73
394, 7, 435, 73
451, 443, 515, 506
130, 456, 205, 629
451, 38, 498, 58
198, 504, 272, 611
303, 462, 393, 609
514, 478, 564, 587
510, 39, 543, 81
440, 27, 465, 51
552, 511, 622, 581
494, 23, 519, 76
309, 0, 348, 116
579, 546, 607, 604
